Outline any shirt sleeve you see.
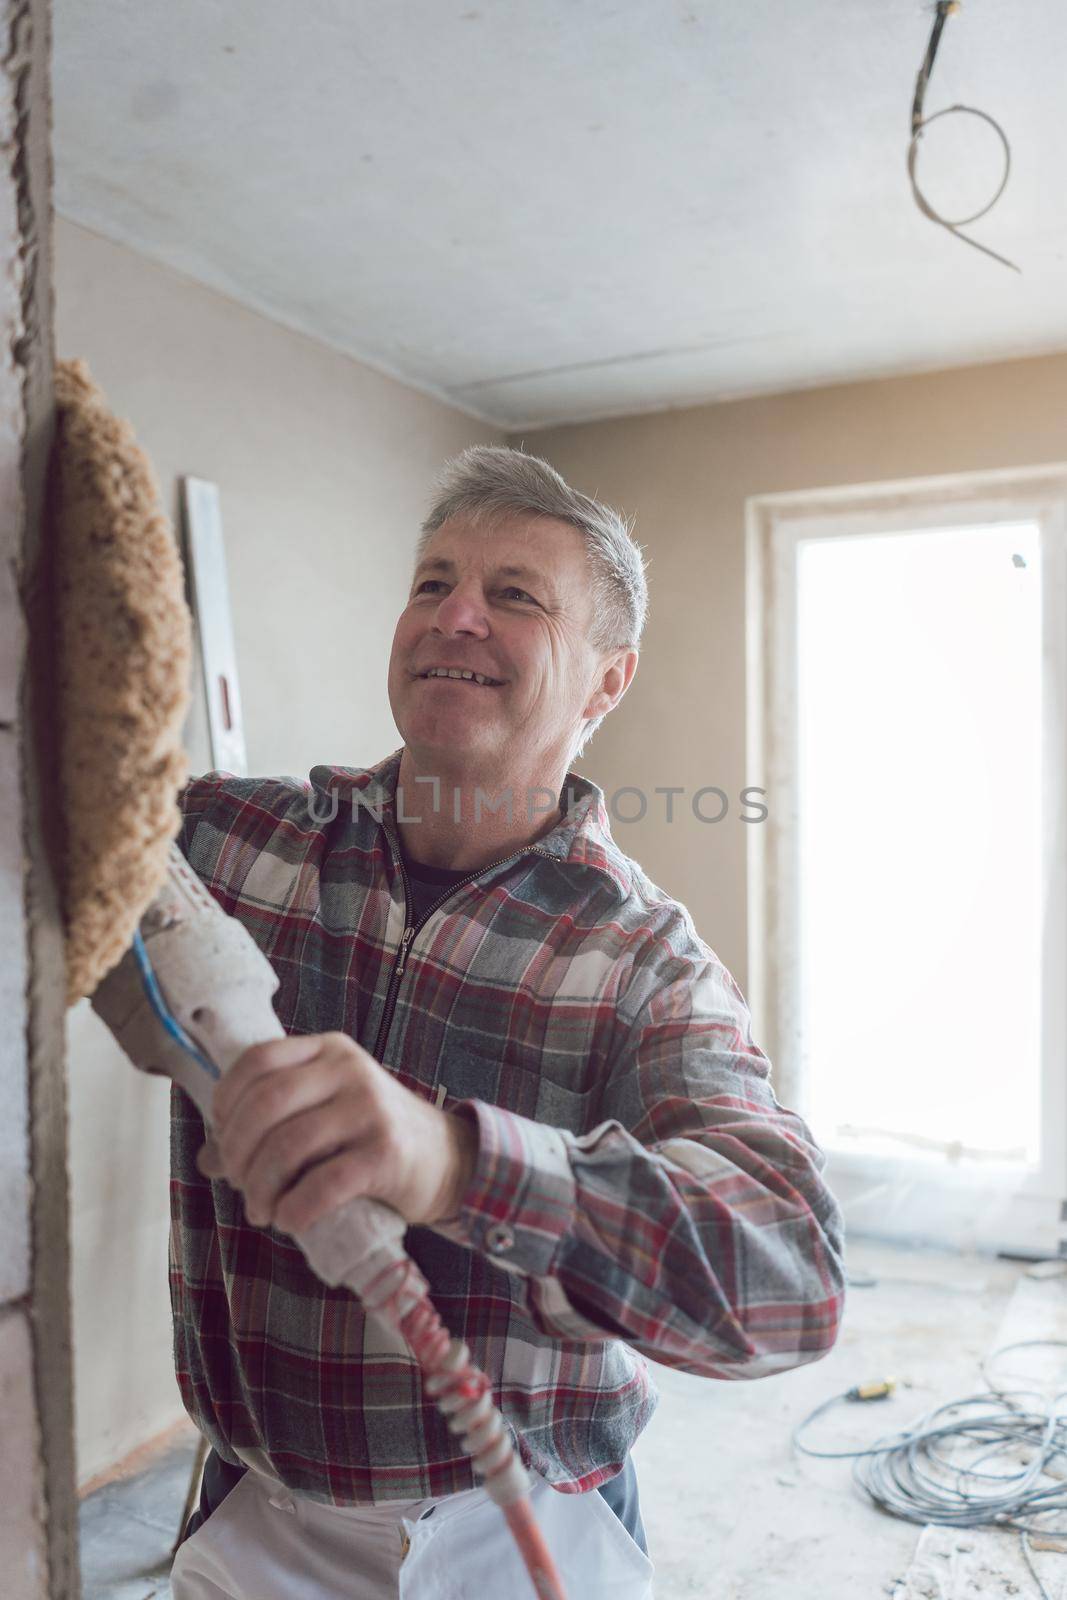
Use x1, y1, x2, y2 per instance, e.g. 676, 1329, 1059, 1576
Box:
176, 771, 232, 861
430, 940, 846, 1381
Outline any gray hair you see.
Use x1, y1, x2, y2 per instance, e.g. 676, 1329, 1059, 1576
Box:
419, 445, 648, 762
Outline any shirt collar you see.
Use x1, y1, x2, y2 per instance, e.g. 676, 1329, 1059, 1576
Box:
309, 749, 633, 902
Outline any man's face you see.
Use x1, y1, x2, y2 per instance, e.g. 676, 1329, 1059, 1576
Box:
388, 512, 605, 774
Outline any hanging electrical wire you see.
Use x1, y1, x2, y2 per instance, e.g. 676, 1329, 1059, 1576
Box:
908, 0, 1019, 273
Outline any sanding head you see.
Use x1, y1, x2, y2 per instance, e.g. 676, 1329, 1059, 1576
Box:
53, 359, 193, 1006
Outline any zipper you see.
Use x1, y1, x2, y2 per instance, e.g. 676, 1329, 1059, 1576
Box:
371, 842, 557, 1064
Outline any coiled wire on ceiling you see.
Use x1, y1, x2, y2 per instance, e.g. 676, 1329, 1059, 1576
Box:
907, 0, 1018, 273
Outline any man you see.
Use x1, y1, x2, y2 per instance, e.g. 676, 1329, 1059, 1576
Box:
169, 446, 846, 1600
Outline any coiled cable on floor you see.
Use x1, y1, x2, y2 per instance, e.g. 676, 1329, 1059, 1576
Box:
793, 1341, 1067, 1600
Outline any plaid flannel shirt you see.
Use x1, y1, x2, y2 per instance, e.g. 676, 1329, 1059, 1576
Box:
172, 748, 845, 1505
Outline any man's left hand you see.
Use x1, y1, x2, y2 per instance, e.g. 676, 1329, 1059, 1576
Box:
196, 1032, 478, 1234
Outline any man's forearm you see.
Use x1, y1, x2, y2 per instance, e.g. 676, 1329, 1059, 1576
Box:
429, 1094, 846, 1379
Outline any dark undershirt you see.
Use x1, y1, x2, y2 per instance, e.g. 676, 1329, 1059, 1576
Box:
397, 849, 471, 925
396, 784, 578, 923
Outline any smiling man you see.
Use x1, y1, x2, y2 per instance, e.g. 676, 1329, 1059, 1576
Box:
169, 446, 846, 1600
388, 486, 636, 869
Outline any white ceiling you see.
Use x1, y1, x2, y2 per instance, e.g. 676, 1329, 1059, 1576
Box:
53, 1, 1067, 429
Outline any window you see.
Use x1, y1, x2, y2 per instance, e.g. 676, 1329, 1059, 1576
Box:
747, 471, 1067, 1256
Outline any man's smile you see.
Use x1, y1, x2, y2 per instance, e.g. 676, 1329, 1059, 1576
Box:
414, 666, 505, 687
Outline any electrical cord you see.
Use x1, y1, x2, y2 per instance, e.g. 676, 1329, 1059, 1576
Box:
793, 1343, 1067, 1600
908, 0, 1019, 273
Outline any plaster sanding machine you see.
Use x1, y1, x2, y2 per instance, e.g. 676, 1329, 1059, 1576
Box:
52, 359, 569, 1600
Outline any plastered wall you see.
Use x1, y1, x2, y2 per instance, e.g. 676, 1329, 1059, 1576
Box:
532, 351, 1067, 994
4, 0, 80, 1593
54, 216, 501, 1481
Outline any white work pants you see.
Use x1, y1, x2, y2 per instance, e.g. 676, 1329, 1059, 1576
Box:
169, 1466, 655, 1599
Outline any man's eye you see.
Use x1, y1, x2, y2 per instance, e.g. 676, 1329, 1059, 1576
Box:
414, 580, 446, 595
500, 587, 536, 603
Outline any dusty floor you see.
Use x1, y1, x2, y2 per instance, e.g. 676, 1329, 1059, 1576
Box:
79, 1426, 198, 1600
79, 1241, 1066, 1599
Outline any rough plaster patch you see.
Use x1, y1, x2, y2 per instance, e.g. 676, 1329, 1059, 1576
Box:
0, 1306, 46, 1600
0, 0, 24, 729
0, 547, 17, 724
7, 0, 79, 1594
0, 8, 25, 458
0, 727, 29, 1302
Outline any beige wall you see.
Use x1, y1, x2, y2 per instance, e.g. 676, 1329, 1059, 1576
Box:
530, 352, 1067, 995
55, 217, 500, 1481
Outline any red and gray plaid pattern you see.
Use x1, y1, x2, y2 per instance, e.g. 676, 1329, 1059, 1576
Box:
171, 749, 845, 1505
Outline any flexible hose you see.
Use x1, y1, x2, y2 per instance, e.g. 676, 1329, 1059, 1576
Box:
358, 1251, 570, 1600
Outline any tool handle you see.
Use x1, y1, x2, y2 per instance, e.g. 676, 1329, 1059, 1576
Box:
93, 849, 410, 1281
92, 849, 562, 1597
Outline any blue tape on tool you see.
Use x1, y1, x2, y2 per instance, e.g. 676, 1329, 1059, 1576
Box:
131, 927, 220, 1082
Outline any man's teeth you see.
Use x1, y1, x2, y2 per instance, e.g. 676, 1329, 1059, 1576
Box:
422, 668, 500, 685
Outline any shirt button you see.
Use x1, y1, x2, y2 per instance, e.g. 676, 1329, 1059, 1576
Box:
486, 1223, 515, 1255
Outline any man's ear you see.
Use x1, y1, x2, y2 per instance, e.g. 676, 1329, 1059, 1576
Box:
582, 648, 638, 722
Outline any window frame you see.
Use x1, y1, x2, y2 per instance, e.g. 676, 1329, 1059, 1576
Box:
746, 466, 1067, 1257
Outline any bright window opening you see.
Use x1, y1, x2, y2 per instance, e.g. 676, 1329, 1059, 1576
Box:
797, 521, 1043, 1168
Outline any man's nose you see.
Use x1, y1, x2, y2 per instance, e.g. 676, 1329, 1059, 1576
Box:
431, 584, 489, 637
